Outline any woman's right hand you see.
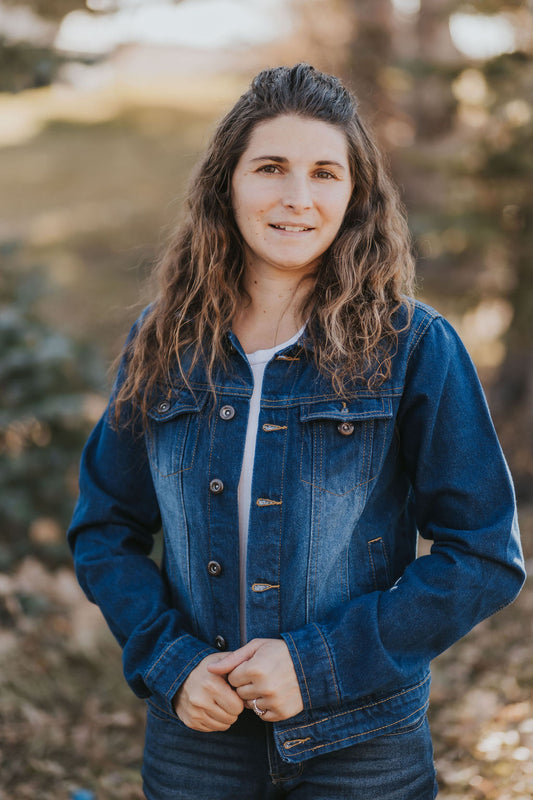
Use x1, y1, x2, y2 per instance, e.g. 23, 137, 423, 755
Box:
172, 652, 245, 732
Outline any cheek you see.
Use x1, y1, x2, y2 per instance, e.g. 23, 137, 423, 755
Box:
329, 195, 352, 228
233, 191, 256, 222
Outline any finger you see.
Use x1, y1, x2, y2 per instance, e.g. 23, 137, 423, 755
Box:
214, 685, 245, 716
189, 711, 237, 732
250, 698, 286, 723
245, 699, 268, 716
203, 718, 235, 732
213, 700, 241, 724
234, 683, 257, 701
208, 650, 235, 662
207, 641, 261, 675
177, 703, 234, 732
256, 709, 279, 723
248, 696, 273, 721
184, 697, 238, 729
207, 703, 239, 726
225, 661, 256, 688
180, 682, 237, 719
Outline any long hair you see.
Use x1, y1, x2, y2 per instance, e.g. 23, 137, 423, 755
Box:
113, 63, 415, 425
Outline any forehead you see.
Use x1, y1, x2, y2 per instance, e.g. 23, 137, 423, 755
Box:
241, 114, 350, 162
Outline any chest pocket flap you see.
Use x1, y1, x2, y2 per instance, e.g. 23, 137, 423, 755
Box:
299, 395, 393, 496
300, 395, 392, 423
146, 388, 208, 477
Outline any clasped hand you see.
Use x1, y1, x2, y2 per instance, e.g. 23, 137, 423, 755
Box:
172, 638, 303, 732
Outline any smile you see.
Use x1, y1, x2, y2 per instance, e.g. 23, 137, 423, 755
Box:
270, 224, 314, 232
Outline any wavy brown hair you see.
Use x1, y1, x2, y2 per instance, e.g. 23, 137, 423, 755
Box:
113, 63, 415, 425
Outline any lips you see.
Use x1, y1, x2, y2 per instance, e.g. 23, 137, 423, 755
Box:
270, 224, 314, 232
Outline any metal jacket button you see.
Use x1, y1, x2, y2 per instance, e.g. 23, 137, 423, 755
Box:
209, 478, 224, 494
337, 421, 355, 436
157, 400, 170, 414
219, 405, 235, 420
214, 635, 227, 651
207, 560, 222, 576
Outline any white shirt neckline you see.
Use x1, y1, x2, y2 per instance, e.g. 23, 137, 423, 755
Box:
245, 326, 305, 365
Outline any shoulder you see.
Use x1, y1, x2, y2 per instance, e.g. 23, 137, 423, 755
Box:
395, 297, 464, 357
388, 298, 479, 394
125, 303, 154, 342
112, 304, 154, 393
395, 297, 440, 336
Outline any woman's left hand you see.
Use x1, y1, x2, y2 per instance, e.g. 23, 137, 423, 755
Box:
207, 638, 304, 721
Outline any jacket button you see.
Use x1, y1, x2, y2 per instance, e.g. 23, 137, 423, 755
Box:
337, 421, 354, 436
207, 560, 222, 576
209, 478, 224, 494
157, 400, 170, 414
219, 405, 235, 420
214, 635, 227, 651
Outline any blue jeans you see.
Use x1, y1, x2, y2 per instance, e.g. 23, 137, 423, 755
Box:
142, 705, 438, 799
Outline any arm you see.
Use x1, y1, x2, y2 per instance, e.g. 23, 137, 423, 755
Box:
277, 316, 525, 710
68, 322, 221, 717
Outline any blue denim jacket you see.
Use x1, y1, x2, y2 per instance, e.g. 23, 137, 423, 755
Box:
68, 299, 525, 763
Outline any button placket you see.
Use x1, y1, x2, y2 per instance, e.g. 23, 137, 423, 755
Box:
209, 478, 224, 494
204, 393, 243, 656
245, 400, 290, 642
219, 405, 235, 420
262, 423, 288, 432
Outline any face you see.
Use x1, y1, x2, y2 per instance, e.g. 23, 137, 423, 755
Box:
231, 114, 353, 281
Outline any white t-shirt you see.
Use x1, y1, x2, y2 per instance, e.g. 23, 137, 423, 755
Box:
238, 327, 305, 644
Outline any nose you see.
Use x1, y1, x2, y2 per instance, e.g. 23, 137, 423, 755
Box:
282, 173, 313, 212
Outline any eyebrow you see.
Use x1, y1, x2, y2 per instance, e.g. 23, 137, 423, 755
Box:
250, 155, 347, 171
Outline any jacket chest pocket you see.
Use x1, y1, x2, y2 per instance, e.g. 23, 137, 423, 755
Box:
299, 396, 393, 496
146, 390, 207, 478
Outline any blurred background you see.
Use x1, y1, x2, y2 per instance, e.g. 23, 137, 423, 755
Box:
0, 1, 532, 797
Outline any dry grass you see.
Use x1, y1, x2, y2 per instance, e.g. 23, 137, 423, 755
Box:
0, 509, 530, 799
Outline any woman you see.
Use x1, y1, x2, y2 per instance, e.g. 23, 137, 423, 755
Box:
68, 64, 525, 799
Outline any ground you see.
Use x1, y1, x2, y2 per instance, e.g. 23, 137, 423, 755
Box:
0, 509, 531, 800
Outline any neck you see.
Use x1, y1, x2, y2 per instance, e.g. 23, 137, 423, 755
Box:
232, 265, 314, 353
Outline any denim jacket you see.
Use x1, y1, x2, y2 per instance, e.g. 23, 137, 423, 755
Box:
68, 299, 525, 763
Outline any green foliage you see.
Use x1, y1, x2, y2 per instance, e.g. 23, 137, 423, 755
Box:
342, 0, 533, 495
0, 37, 65, 93
0, 257, 105, 568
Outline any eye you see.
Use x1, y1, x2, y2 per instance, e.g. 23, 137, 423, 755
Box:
314, 169, 336, 180
257, 164, 282, 174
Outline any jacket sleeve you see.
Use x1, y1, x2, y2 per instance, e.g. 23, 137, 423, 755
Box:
281, 314, 526, 711
67, 322, 216, 715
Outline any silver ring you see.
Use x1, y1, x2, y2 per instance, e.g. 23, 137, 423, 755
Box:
252, 699, 266, 717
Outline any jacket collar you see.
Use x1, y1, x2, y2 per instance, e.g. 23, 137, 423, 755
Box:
226, 325, 315, 359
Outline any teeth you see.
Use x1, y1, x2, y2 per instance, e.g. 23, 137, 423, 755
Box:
272, 224, 311, 232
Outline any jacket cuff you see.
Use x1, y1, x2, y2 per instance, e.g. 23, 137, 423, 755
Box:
143, 634, 217, 716
282, 624, 341, 711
